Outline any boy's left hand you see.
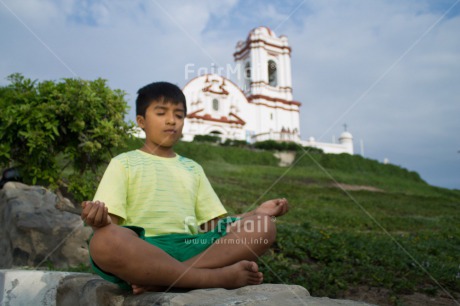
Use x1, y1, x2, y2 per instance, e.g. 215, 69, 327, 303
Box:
255, 198, 289, 217
81, 200, 112, 229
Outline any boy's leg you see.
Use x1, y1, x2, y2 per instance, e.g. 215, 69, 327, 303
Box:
183, 213, 276, 269
90, 223, 263, 289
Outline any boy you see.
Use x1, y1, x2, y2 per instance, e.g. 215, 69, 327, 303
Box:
81, 82, 289, 294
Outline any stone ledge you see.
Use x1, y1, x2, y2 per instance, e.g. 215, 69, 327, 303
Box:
0, 270, 375, 306
0, 269, 82, 305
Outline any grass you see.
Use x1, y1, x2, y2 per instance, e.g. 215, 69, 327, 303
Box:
173, 140, 460, 303
70, 138, 460, 304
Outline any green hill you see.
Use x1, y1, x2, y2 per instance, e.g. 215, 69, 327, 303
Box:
126, 138, 460, 304
177, 143, 460, 302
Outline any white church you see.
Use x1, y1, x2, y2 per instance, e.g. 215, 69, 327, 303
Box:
182, 26, 354, 154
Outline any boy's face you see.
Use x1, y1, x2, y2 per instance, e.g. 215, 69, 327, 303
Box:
136, 100, 185, 150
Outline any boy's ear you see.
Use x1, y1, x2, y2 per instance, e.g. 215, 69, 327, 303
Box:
136, 115, 145, 129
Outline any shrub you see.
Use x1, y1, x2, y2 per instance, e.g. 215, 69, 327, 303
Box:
0, 73, 135, 201
302, 146, 324, 154
193, 134, 221, 143
254, 140, 302, 151
222, 139, 249, 148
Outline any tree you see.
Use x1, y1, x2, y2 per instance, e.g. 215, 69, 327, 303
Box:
0, 73, 135, 201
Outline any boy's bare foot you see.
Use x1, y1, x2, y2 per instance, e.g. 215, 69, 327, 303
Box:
131, 284, 164, 295
131, 260, 262, 294
262, 198, 288, 207
256, 198, 289, 217
215, 260, 263, 288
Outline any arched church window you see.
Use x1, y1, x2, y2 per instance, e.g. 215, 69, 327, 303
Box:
245, 62, 251, 79
244, 62, 251, 90
268, 60, 277, 87
212, 98, 219, 111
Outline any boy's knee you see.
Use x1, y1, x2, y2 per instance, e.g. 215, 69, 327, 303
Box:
89, 225, 134, 268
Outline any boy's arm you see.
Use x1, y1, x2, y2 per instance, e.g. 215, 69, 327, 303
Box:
81, 201, 119, 230
109, 213, 120, 225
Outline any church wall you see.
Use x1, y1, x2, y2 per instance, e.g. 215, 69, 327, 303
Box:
182, 75, 251, 142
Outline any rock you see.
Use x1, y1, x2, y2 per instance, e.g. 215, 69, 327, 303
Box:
0, 270, 376, 306
57, 274, 127, 306
273, 151, 296, 167
0, 182, 92, 269
0, 269, 82, 306
122, 284, 375, 306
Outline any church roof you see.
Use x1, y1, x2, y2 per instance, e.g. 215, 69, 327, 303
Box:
339, 131, 353, 140
234, 26, 291, 59
248, 26, 276, 37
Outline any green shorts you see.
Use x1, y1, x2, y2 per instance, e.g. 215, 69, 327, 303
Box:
89, 216, 239, 290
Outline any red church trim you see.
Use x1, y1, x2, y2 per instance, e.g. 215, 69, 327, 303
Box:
249, 81, 292, 91
187, 108, 204, 117
234, 39, 292, 59
187, 110, 246, 126
228, 112, 246, 124
247, 94, 301, 107
202, 78, 229, 96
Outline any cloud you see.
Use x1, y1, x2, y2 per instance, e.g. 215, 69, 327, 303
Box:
67, 0, 111, 26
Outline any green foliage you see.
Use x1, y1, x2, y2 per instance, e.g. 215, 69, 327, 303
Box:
302, 146, 325, 155
254, 140, 301, 151
193, 134, 221, 143
0, 73, 134, 201
254, 140, 324, 154
260, 224, 460, 298
67, 171, 102, 204
222, 139, 249, 148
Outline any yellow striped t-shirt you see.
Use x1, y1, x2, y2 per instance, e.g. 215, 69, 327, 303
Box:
93, 150, 227, 236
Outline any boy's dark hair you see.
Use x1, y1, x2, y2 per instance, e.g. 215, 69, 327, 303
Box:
136, 82, 187, 117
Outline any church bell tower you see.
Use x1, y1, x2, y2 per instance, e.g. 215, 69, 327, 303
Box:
234, 26, 293, 100
233, 26, 300, 142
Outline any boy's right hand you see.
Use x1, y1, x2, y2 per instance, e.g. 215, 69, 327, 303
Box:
81, 201, 112, 229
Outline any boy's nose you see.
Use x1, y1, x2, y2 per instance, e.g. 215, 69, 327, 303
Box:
166, 115, 176, 125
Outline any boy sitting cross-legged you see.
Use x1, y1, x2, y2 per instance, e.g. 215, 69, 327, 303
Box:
81, 81, 289, 294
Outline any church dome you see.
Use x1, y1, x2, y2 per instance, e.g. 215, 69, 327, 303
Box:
338, 131, 353, 144
339, 131, 353, 139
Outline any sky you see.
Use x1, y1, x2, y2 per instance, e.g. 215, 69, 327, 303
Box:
1, 0, 459, 190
